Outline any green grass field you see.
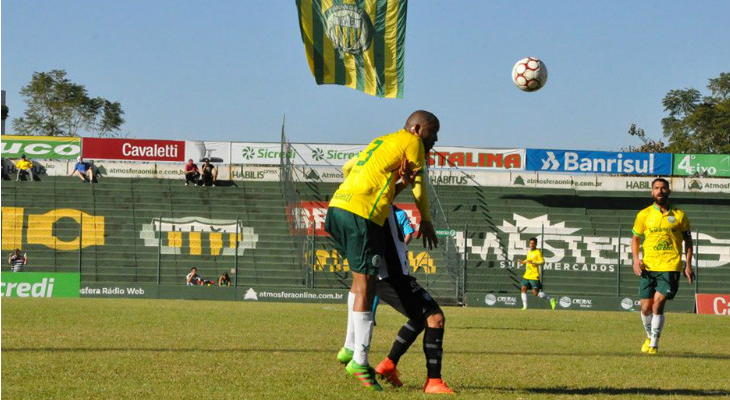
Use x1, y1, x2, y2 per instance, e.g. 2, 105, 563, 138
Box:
2, 298, 729, 400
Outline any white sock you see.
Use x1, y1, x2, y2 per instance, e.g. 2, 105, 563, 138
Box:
650, 314, 665, 348
343, 291, 355, 350
521, 292, 528, 308
641, 313, 653, 338
352, 311, 374, 366
538, 291, 550, 300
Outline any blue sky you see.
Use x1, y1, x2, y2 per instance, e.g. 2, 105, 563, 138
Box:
2, 1, 728, 151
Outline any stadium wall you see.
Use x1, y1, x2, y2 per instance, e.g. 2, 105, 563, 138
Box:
2, 160, 729, 310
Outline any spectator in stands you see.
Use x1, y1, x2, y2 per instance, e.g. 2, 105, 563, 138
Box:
200, 158, 217, 186
218, 272, 232, 287
186, 267, 203, 286
70, 156, 94, 183
8, 249, 27, 272
15, 154, 34, 181
184, 159, 200, 186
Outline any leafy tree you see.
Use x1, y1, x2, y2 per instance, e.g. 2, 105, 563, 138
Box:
12, 70, 125, 137
623, 123, 667, 153
661, 72, 730, 154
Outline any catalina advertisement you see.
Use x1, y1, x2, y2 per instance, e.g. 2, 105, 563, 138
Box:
526, 149, 672, 175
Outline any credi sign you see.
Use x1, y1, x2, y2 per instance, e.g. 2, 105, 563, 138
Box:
1, 207, 105, 251
0, 272, 80, 298
82, 138, 185, 161
696, 294, 730, 315
1, 136, 81, 159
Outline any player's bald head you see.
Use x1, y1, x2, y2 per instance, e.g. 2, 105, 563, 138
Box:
405, 110, 440, 132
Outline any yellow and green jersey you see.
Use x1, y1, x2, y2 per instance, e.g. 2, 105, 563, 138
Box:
329, 129, 430, 226
632, 204, 690, 272
523, 249, 544, 280
16, 159, 33, 170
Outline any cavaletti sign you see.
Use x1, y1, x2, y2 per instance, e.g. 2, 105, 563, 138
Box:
82, 138, 185, 161
1, 136, 81, 160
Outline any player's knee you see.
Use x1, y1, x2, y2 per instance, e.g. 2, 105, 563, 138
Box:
427, 312, 445, 329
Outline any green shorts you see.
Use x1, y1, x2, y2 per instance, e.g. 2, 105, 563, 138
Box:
324, 207, 384, 276
521, 279, 542, 291
640, 271, 680, 300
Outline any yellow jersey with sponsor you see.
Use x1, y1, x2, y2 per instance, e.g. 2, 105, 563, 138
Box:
523, 249, 544, 280
16, 159, 33, 170
329, 129, 430, 226
632, 204, 690, 272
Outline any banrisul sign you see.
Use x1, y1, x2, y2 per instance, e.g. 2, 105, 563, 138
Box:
0, 272, 80, 298
1, 136, 81, 160
674, 154, 730, 177
526, 149, 672, 175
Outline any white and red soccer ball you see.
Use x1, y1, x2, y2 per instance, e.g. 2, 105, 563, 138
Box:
512, 57, 548, 92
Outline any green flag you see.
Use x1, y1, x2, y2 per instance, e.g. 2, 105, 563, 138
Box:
296, 0, 407, 98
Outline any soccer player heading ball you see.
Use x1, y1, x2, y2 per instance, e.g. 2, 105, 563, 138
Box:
325, 110, 439, 391
631, 178, 693, 355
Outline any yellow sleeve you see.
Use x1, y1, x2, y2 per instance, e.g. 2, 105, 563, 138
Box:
405, 139, 431, 222
680, 213, 690, 232
632, 210, 645, 237
342, 156, 357, 178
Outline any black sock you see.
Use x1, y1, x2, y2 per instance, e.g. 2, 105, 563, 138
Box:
423, 327, 444, 379
387, 320, 423, 364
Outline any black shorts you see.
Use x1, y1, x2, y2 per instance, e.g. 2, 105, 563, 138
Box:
376, 275, 441, 324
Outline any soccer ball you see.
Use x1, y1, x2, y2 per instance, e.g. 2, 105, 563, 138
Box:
512, 57, 548, 92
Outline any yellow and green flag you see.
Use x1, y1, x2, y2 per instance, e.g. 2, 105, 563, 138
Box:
296, 0, 407, 99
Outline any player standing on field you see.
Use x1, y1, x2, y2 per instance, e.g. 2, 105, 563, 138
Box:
519, 237, 557, 310
325, 110, 439, 391
632, 178, 693, 355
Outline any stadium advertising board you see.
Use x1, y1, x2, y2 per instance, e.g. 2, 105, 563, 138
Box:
1, 272, 80, 298
185, 141, 231, 163
241, 287, 346, 303
230, 166, 280, 181
696, 294, 730, 315
674, 154, 730, 177
1, 135, 81, 159
429, 147, 524, 170
83, 138, 185, 161
231, 142, 292, 164
526, 149, 672, 175
467, 292, 695, 312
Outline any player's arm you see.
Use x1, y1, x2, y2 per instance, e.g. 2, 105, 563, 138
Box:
342, 156, 357, 178
23, 253, 27, 265
631, 212, 645, 276
683, 229, 694, 284
405, 141, 437, 249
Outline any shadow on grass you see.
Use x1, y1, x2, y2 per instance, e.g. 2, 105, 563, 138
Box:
504, 386, 730, 397
2, 347, 729, 361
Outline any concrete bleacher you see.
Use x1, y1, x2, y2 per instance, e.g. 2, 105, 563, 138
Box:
3, 173, 728, 304
429, 184, 730, 298
2, 177, 305, 287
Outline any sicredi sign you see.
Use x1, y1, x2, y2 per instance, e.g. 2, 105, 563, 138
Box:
1, 136, 81, 159
82, 138, 185, 161
526, 149, 672, 175
0, 272, 80, 298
